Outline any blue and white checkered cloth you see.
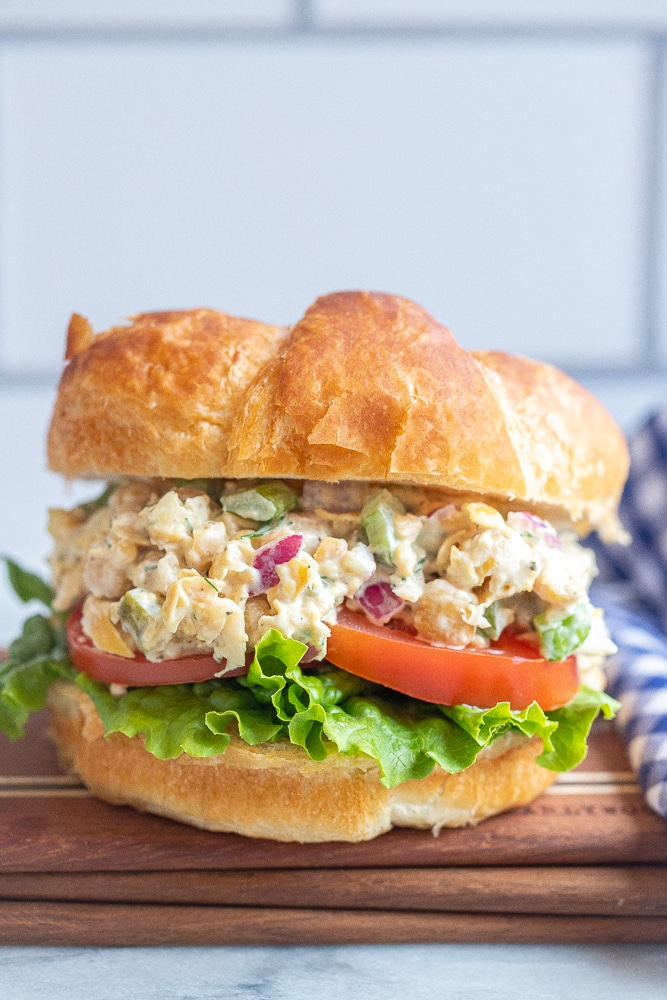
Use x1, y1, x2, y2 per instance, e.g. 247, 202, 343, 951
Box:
591, 407, 667, 820
591, 586, 667, 818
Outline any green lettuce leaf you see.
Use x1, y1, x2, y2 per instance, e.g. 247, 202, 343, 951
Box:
75, 674, 280, 759
0, 614, 75, 737
536, 686, 619, 771
73, 630, 619, 786
441, 687, 619, 773
534, 602, 592, 661
2, 556, 55, 608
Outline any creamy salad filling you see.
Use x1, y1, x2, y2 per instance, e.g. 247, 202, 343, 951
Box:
48, 478, 615, 687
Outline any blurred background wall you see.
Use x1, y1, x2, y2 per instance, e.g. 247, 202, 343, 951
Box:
1, 0, 666, 640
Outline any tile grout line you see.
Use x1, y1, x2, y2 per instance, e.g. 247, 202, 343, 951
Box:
0, 23, 666, 44
641, 37, 666, 366
293, 0, 314, 33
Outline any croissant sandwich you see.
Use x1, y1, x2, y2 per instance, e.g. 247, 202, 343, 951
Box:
1, 291, 628, 841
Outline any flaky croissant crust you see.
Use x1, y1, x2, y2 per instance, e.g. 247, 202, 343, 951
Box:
47, 290, 628, 540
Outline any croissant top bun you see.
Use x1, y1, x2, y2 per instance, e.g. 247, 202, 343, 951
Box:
47, 290, 628, 541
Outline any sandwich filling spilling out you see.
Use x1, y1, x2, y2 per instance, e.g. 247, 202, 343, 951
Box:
0, 475, 618, 790
50, 477, 614, 681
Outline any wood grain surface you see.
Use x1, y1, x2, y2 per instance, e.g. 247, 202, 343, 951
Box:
1, 865, 665, 916
1, 710, 666, 945
3, 902, 667, 947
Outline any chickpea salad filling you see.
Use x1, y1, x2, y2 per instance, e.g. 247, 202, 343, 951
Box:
48, 477, 615, 685
2, 478, 621, 786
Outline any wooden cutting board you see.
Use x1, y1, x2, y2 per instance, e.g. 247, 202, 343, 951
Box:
1, 711, 666, 946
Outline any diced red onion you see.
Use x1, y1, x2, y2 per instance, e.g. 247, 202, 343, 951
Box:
357, 581, 405, 625
427, 503, 458, 523
510, 512, 561, 549
249, 534, 304, 596
300, 643, 320, 663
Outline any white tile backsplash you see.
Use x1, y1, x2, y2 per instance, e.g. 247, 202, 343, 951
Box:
5, 1, 667, 34
0, 388, 103, 645
578, 372, 667, 437
316, 1, 667, 30
0, 37, 647, 371
0, 1, 294, 31
1, 5, 666, 645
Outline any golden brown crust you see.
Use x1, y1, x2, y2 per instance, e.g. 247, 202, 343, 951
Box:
473, 351, 629, 541
48, 308, 290, 481
47, 291, 629, 538
47, 681, 557, 843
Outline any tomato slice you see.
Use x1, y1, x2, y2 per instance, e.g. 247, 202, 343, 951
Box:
67, 603, 579, 709
326, 608, 579, 711
66, 607, 240, 686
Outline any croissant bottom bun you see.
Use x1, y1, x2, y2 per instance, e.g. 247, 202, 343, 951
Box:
47, 681, 558, 843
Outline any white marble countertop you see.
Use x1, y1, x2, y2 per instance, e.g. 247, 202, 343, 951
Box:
2, 944, 667, 999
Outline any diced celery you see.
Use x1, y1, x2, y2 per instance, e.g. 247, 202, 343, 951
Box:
361, 490, 405, 568
254, 481, 299, 518
534, 602, 592, 661
478, 601, 505, 641
117, 588, 161, 649
221, 491, 275, 521
221, 481, 298, 522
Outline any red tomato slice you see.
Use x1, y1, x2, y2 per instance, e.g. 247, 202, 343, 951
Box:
66, 607, 242, 686
326, 608, 579, 711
